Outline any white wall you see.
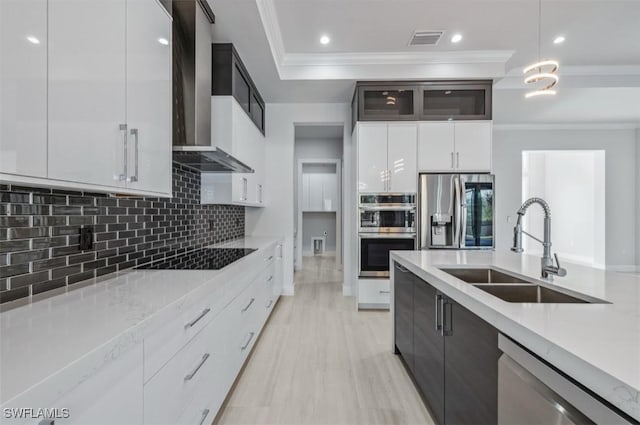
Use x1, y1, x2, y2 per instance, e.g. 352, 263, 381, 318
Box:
245, 103, 353, 296
493, 128, 637, 270
522, 150, 606, 268
636, 129, 640, 271
302, 212, 337, 253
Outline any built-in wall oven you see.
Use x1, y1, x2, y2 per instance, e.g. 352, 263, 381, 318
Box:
359, 193, 416, 278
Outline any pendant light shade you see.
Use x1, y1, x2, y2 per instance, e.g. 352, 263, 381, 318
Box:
524, 0, 559, 98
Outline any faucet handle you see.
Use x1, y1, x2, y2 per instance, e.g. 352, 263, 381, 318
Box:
554, 253, 567, 277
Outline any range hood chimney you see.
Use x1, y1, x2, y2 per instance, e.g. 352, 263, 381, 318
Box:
171, 0, 254, 173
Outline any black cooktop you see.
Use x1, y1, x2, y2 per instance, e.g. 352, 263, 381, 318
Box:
136, 248, 257, 270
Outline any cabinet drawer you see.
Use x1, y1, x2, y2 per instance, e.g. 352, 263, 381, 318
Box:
143, 291, 226, 382
143, 315, 227, 425
358, 279, 391, 308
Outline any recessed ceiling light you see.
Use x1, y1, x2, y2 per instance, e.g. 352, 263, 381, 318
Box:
26, 36, 40, 45
320, 35, 330, 45
553, 35, 565, 44
451, 33, 462, 43
157, 37, 169, 46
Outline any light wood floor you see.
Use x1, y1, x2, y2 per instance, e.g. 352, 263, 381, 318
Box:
214, 255, 434, 425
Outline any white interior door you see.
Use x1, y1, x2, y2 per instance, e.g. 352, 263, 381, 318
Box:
418, 122, 455, 172
48, 0, 126, 188
125, 0, 172, 195
454, 121, 492, 171
358, 123, 388, 192
387, 123, 417, 193
0, 0, 47, 177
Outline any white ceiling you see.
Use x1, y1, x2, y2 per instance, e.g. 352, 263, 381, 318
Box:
209, 0, 640, 124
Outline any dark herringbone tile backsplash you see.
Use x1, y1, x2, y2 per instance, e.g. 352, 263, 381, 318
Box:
0, 164, 244, 304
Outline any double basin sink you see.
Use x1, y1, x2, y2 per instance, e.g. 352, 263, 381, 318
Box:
438, 268, 606, 304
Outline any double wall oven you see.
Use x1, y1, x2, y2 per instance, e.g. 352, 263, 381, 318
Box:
359, 193, 416, 278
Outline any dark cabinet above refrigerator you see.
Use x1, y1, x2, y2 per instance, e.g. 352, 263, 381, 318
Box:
352, 80, 492, 125
212, 43, 265, 134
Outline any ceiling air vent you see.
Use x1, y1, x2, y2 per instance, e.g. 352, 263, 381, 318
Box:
408, 30, 444, 46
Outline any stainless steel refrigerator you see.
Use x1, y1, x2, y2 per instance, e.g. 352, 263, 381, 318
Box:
419, 173, 494, 250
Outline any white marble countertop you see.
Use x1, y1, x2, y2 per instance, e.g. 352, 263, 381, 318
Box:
0, 236, 280, 406
391, 249, 640, 421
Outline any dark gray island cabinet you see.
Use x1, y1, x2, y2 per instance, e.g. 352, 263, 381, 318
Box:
393, 261, 500, 425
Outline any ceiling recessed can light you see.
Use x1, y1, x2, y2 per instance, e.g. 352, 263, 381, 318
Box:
157, 37, 169, 45
451, 33, 462, 43
26, 36, 40, 45
553, 35, 565, 44
320, 35, 330, 45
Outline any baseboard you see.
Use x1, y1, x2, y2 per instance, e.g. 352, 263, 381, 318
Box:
606, 265, 639, 273
282, 285, 295, 296
358, 303, 390, 310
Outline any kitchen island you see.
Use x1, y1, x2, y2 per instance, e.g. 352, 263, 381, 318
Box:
390, 249, 640, 423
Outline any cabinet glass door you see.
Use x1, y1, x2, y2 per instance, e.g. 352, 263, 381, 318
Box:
233, 64, 250, 113
460, 175, 494, 248
359, 86, 418, 120
421, 83, 491, 120
250, 93, 264, 132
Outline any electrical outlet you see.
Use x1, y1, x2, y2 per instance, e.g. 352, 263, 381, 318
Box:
323, 231, 328, 236
79, 226, 94, 251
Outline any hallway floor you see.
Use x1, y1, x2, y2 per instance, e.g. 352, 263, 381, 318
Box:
215, 255, 433, 425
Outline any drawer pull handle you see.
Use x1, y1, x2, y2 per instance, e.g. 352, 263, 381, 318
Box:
241, 297, 255, 312
379, 290, 391, 294
184, 353, 210, 381
198, 409, 210, 425
265, 255, 274, 262
241, 332, 255, 350
266, 299, 273, 308
184, 308, 211, 329
267, 275, 273, 282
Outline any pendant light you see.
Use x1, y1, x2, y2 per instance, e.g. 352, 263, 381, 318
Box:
523, 0, 559, 98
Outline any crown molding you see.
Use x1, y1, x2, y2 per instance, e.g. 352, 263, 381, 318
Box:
256, 0, 286, 73
493, 123, 640, 131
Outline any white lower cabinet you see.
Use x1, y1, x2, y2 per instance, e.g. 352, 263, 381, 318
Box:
357, 278, 391, 309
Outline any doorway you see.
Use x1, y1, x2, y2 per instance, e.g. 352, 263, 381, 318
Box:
522, 150, 606, 268
293, 125, 344, 273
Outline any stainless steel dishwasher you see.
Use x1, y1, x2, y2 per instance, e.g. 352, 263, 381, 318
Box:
498, 335, 631, 425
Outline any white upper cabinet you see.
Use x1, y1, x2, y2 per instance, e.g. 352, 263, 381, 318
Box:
125, 0, 172, 195
453, 121, 492, 171
202, 96, 266, 207
418, 121, 492, 172
358, 122, 418, 193
47, 0, 128, 189
357, 123, 388, 192
0, 0, 48, 178
387, 123, 417, 193
418, 122, 455, 172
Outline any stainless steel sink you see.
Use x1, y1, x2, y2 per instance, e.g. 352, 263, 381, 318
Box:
438, 267, 607, 304
472, 284, 589, 303
439, 267, 530, 284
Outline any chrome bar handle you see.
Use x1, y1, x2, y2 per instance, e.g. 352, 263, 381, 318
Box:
119, 124, 127, 181
267, 275, 273, 282
379, 290, 391, 294
184, 308, 211, 329
450, 152, 454, 169
265, 255, 274, 262
198, 409, 210, 425
241, 332, 255, 350
435, 294, 443, 333
241, 297, 255, 313
443, 300, 453, 337
395, 263, 409, 273
241, 177, 248, 201
128, 128, 139, 182
184, 353, 210, 381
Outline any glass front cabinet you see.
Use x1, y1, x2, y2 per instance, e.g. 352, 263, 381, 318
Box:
353, 81, 492, 122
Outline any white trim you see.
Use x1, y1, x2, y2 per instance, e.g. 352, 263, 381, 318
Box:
493, 123, 640, 131
281, 50, 515, 67
606, 265, 639, 273
255, 0, 286, 76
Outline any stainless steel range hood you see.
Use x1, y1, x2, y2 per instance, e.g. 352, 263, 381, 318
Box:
171, 0, 254, 173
